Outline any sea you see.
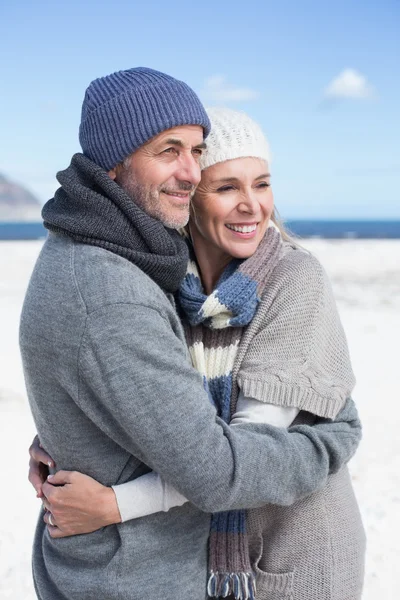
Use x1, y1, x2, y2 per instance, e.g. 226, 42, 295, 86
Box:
1, 220, 400, 241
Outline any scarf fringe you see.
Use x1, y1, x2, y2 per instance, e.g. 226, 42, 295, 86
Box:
207, 571, 256, 600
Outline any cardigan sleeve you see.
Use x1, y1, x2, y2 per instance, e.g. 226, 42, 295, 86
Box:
237, 251, 356, 419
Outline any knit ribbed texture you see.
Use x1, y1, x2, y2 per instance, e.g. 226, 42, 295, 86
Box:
200, 108, 271, 171
238, 379, 344, 420
79, 67, 211, 170
42, 153, 188, 293
247, 467, 365, 600
233, 242, 356, 418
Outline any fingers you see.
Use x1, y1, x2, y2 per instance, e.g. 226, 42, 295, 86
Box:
43, 510, 56, 528
40, 470, 76, 503
43, 511, 67, 538
42, 480, 59, 501
42, 472, 75, 501
46, 470, 75, 486
28, 457, 47, 497
43, 509, 74, 539
29, 439, 55, 469
28, 435, 55, 499
42, 498, 51, 512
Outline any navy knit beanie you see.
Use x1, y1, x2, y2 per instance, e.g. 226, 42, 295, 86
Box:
79, 67, 211, 171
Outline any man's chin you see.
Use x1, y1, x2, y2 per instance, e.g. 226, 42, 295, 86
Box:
158, 205, 190, 230
162, 214, 190, 230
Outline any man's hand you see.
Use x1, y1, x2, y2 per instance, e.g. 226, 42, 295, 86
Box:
42, 470, 122, 538
28, 435, 55, 498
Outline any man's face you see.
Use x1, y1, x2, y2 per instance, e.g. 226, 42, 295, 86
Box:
112, 125, 205, 229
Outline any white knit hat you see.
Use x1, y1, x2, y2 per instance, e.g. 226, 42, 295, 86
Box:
199, 107, 271, 171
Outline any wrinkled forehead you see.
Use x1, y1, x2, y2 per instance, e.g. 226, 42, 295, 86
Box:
145, 125, 205, 149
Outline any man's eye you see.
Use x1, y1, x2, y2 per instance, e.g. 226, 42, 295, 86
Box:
163, 147, 176, 154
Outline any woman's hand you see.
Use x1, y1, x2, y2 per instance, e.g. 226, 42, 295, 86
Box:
28, 435, 122, 537
28, 435, 55, 498
42, 470, 122, 538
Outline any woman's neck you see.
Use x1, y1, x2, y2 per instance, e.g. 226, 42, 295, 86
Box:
189, 228, 231, 295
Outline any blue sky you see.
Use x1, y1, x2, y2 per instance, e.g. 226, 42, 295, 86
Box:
1, 0, 399, 219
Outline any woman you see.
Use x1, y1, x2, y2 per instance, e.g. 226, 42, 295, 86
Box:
30, 108, 365, 599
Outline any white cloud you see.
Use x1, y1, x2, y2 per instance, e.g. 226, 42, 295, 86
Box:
202, 75, 260, 103
324, 68, 375, 100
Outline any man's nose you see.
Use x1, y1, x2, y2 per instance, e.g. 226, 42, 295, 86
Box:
175, 153, 202, 187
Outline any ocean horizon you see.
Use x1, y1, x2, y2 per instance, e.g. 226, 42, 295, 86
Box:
1, 220, 400, 241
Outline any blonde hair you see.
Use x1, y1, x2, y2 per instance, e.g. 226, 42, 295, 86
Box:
270, 207, 298, 246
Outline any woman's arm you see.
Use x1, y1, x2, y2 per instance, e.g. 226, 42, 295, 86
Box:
32, 396, 360, 537
29, 397, 304, 537
231, 392, 299, 426
34, 396, 360, 538
114, 394, 299, 522
28, 397, 298, 531
113, 470, 188, 521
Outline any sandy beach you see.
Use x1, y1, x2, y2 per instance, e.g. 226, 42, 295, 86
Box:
1, 238, 399, 600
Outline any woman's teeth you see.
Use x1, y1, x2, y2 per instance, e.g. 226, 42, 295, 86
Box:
226, 224, 257, 233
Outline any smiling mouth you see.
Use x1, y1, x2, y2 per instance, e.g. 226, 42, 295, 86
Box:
162, 191, 190, 198
226, 223, 258, 233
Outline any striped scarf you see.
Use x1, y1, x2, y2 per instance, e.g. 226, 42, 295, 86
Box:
178, 226, 282, 600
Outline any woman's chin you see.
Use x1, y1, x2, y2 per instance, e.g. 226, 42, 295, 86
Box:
225, 244, 259, 260
224, 234, 267, 259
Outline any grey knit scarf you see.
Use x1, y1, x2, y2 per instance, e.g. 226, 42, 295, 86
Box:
42, 153, 189, 293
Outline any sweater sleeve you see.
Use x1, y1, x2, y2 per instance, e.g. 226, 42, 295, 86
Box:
113, 392, 299, 522
231, 391, 299, 426
112, 471, 188, 522
78, 302, 361, 512
237, 252, 356, 419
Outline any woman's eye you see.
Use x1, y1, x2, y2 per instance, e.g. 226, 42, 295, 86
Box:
217, 185, 235, 192
257, 182, 270, 189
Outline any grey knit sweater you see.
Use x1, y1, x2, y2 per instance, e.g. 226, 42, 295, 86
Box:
20, 233, 361, 600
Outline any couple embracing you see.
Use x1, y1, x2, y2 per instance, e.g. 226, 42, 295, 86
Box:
21, 67, 365, 600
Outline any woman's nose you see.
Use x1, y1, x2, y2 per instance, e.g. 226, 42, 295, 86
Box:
238, 191, 259, 213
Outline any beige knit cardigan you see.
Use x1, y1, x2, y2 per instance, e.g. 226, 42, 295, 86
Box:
230, 241, 366, 600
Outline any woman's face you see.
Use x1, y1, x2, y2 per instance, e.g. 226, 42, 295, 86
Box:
190, 157, 273, 262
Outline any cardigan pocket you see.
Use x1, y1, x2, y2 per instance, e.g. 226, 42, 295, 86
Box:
254, 564, 295, 600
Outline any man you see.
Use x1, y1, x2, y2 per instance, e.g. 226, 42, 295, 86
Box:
20, 68, 359, 600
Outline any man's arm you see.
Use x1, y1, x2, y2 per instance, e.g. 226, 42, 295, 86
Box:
77, 302, 360, 513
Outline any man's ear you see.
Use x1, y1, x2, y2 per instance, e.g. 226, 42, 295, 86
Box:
108, 167, 117, 180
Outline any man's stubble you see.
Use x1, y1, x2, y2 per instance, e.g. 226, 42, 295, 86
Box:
116, 166, 195, 230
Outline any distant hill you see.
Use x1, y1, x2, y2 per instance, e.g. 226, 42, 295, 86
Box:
0, 173, 42, 221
